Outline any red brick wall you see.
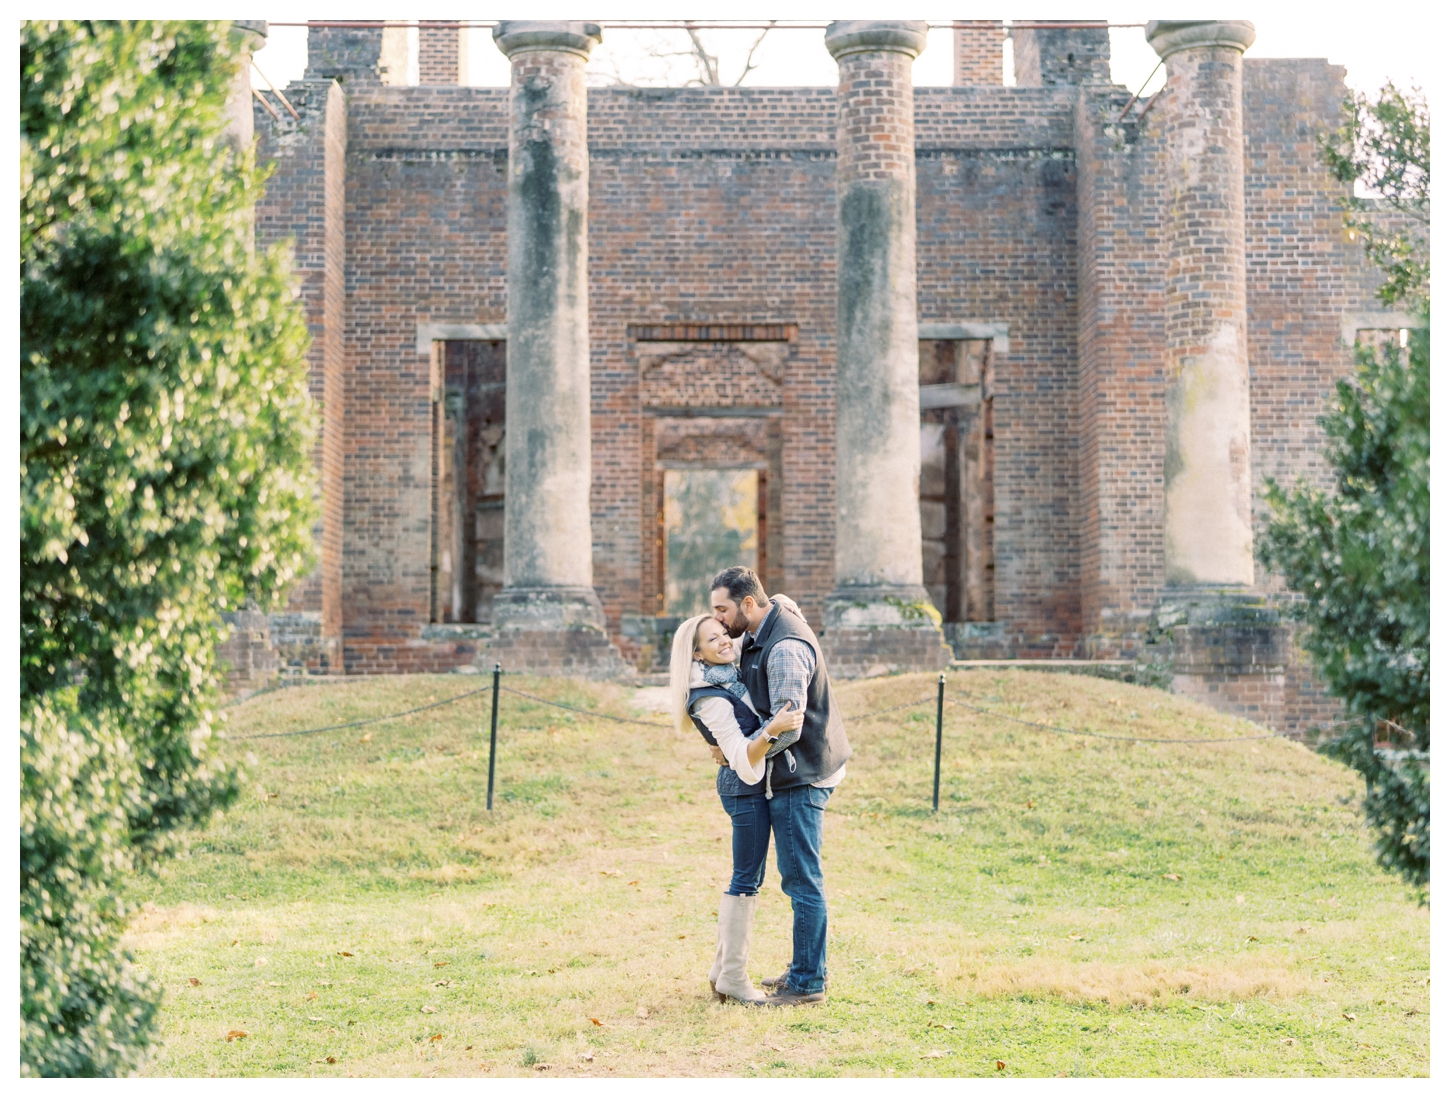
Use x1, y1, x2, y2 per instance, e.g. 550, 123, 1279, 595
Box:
1243, 58, 1384, 732
917, 87, 1082, 656
339, 86, 508, 673
252, 62, 1385, 726
254, 79, 347, 671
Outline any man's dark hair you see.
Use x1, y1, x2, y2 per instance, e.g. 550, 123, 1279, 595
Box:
710, 565, 767, 606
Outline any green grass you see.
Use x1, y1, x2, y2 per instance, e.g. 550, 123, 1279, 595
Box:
126, 670, 1429, 1077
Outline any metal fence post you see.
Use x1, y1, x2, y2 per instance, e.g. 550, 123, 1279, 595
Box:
933, 672, 945, 812
486, 662, 500, 810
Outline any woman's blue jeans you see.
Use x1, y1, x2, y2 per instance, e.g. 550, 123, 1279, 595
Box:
719, 792, 772, 897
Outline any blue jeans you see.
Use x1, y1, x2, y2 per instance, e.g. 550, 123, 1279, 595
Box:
719, 792, 772, 897
769, 784, 833, 993
718, 784, 833, 993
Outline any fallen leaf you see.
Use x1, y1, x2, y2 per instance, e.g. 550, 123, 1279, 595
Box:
628, 881, 639, 886
308, 1016, 325, 1022
1026, 800, 1034, 809
768, 1045, 784, 1052
590, 1018, 604, 1027
434, 961, 450, 968
360, 733, 372, 743
1163, 873, 1182, 881
1295, 927, 1308, 934
254, 957, 268, 967
636, 1006, 651, 1019
995, 1060, 1006, 1071
422, 1006, 439, 1014
1069, 934, 1086, 941
579, 1051, 594, 1062
435, 979, 455, 988
1246, 936, 1259, 942
1281, 1038, 1296, 1046
924, 1050, 947, 1059
600, 870, 620, 877
533, 1063, 552, 1072
337, 951, 354, 957
677, 934, 686, 940
1343, 1012, 1357, 1021
307, 992, 318, 1001
1405, 1008, 1420, 1017
230, 939, 239, 946
465, 1045, 474, 1050
188, 977, 201, 987
926, 999, 936, 1006
326, 1056, 337, 1064
430, 1034, 443, 1042
225, 1030, 248, 1042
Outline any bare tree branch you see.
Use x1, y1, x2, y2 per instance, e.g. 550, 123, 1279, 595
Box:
684, 25, 721, 85
733, 21, 775, 87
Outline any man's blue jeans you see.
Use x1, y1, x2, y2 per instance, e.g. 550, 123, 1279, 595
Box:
768, 783, 833, 993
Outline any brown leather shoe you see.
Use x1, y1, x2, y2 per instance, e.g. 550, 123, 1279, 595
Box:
762, 971, 829, 992
766, 985, 826, 1006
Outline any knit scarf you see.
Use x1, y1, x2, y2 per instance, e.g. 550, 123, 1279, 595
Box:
697, 660, 749, 700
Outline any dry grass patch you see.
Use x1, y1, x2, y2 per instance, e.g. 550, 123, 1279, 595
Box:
936, 955, 1307, 1008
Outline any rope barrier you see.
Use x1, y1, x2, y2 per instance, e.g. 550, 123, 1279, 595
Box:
948, 690, 1283, 745
230, 678, 943, 740
499, 685, 673, 728
231, 684, 493, 740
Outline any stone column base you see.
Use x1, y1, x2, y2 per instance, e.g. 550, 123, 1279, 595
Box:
1148, 586, 1288, 729
821, 586, 953, 679
481, 586, 627, 679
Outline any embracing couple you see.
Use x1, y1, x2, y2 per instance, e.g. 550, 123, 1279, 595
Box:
667, 566, 851, 1007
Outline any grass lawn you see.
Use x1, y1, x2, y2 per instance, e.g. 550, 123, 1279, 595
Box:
125, 669, 1429, 1077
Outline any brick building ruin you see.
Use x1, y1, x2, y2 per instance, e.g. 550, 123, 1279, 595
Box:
225, 18, 1409, 735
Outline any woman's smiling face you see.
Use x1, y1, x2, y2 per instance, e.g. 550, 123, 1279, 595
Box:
694, 617, 735, 665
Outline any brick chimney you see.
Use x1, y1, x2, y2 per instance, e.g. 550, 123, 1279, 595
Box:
420, 21, 468, 85
1011, 20, 1111, 86
953, 21, 1003, 85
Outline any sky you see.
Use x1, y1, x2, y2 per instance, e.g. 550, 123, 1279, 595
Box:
250, 2, 1438, 102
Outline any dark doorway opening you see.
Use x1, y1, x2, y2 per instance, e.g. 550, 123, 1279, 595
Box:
430, 340, 505, 623
919, 338, 995, 623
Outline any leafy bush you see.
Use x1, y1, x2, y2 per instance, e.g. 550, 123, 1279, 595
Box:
21, 21, 316, 1074
1259, 84, 1429, 894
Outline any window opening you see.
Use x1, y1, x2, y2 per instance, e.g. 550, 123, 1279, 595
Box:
919, 338, 994, 623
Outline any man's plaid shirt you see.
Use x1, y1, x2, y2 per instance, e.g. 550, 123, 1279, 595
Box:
747, 602, 815, 758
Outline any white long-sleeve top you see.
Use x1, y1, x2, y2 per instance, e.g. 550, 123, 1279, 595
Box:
688, 663, 766, 786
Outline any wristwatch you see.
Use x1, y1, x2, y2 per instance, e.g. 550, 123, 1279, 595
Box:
767, 735, 780, 744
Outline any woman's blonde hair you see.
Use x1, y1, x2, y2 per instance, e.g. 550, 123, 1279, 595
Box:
668, 613, 715, 735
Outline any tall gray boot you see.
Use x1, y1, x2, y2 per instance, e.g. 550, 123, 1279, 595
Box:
713, 893, 768, 1005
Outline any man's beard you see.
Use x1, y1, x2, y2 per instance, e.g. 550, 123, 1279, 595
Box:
720, 605, 747, 639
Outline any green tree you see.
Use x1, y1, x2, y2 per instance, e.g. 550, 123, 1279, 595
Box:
21, 21, 317, 1074
1259, 83, 1429, 895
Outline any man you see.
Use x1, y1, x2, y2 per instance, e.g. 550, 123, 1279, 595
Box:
709, 565, 851, 1005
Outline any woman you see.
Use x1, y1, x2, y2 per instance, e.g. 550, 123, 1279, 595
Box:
669, 612, 804, 1005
